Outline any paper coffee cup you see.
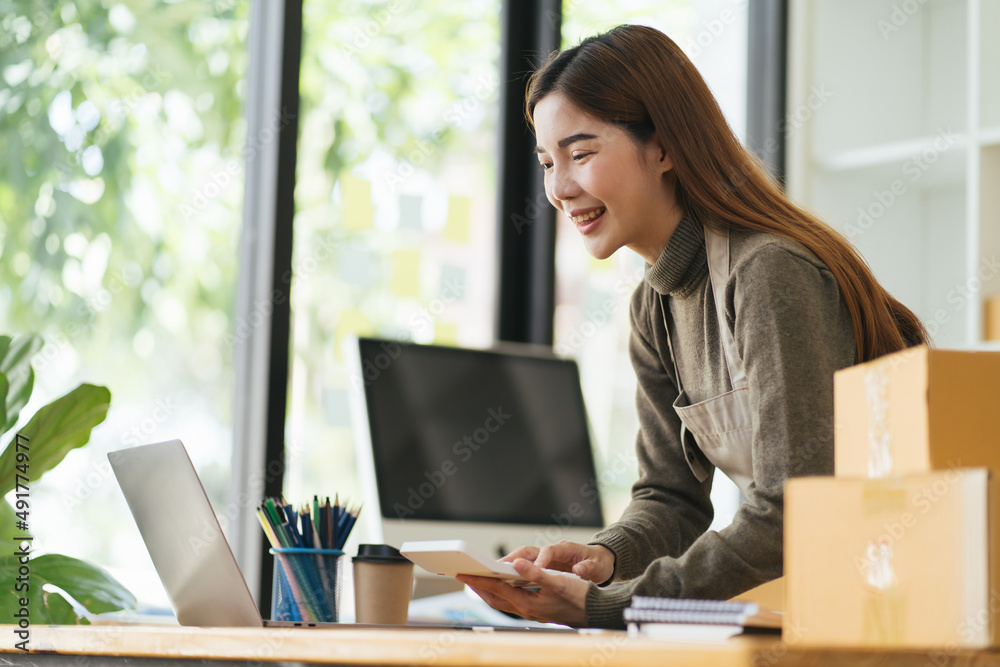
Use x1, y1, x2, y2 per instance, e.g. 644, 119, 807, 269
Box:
353, 544, 414, 625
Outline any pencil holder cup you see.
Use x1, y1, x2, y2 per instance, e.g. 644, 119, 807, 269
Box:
270, 547, 344, 623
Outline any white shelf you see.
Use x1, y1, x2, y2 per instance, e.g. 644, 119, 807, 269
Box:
979, 126, 1000, 147
805, 0, 967, 157
788, 0, 999, 349
816, 132, 969, 173
980, 0, 1000, 128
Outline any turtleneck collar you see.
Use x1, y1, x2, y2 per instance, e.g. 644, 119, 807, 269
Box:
643, 213, 708, 299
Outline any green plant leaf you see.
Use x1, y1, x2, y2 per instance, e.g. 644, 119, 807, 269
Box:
0, 374, 8, 443
29, 553, 136, 616
0, 505, 134, 623
30, 585, 83, 625
0, 498, 23, 546
0, 333, 43, 435
0, 553, 82, 625
0, 383, 111, 496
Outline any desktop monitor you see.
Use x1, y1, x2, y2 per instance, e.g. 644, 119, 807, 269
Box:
346, 337, 605, 579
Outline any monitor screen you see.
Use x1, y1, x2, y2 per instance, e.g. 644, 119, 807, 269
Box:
356, 338, 603, 528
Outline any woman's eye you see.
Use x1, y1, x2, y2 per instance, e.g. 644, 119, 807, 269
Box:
539, 162, 553, 171
572, 152, 593, 161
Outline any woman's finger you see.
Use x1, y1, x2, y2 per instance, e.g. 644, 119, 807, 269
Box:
458, 575, 537, 617
499, 545, 539, 563
571, 559, 599, 581
463, 583, 519, 615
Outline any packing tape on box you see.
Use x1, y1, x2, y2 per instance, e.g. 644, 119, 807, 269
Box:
862, 590, 905, 644
861, 478, 907, 514
858, 479, 906, 644
865, 363, 893, 478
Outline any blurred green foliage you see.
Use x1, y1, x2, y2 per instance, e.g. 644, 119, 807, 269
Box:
0, 0, 502, 602
0, 0, 248, 401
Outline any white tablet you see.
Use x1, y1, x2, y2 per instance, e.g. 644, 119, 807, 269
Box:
400, 540, 581, 587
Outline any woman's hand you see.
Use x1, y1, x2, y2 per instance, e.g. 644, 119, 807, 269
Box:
457, 558, 591, 627
501, 541, 615, 585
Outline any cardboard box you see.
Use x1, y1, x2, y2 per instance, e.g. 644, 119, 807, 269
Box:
834, 345, 1000, 478
987, 294, 1000, 341
785, 470, 1000, 648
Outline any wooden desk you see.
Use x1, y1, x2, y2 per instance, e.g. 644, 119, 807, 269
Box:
2, 624, 1000, 667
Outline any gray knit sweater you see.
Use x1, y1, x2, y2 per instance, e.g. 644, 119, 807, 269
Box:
584, 214, 857, 629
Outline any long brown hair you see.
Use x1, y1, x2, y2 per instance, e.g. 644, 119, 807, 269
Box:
526, 25, 927, 362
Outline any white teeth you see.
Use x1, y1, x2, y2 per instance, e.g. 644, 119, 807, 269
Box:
570, 208, 605, 224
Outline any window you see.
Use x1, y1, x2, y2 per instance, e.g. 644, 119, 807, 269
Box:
2, 0, 754, 615
555, 0, 749, 529
0, 0, 249, 608
283, 1, 502, 508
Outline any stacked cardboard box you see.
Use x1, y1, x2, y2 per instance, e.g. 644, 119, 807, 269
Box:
785, 345, 1000, 648
988, 294, 1000, 341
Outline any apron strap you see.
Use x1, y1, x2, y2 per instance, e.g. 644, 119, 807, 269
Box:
705, 225, 748, 390
658, 294, 685, 397
658, 295, 711, 483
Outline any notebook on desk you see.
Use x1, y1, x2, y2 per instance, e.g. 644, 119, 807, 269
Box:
623, 597, 782, 643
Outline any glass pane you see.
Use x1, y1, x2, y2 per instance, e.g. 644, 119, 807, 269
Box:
555, 1, 749, 530
0, 1, 249, 609
285, 2, 500, 515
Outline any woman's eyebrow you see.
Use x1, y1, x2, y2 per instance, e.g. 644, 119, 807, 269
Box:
534, 133, 599, 154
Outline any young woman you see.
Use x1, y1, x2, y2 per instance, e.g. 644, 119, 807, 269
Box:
456, 24, 926, 628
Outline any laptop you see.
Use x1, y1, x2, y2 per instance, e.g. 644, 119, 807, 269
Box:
109, 439, 336, 628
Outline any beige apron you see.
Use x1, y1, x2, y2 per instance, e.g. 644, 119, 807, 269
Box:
661, 226, 755, 497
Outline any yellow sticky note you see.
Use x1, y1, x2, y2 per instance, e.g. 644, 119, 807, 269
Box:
341, 174, 374, 231
444, 196, 471, 243
391, 250, 421, 298
334, 309, 373, 361
433, 323, 459, 345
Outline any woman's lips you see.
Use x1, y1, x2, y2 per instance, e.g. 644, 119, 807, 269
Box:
574, 208, 605, 235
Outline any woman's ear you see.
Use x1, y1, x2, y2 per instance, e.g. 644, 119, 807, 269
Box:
645, 140, 673, 174
658, 146, 674, 172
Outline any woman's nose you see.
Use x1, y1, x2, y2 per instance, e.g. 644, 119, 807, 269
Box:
549, 166, 580, 201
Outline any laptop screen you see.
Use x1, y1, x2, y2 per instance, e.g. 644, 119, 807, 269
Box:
356, 338, 603, 527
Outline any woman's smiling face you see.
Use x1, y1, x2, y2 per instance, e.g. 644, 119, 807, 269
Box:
532, 93, 683, 264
